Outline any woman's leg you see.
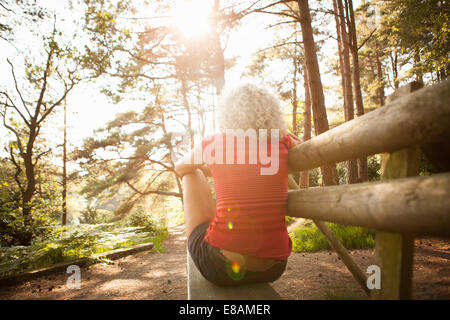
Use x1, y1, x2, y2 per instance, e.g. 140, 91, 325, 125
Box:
183, 169, 216, 239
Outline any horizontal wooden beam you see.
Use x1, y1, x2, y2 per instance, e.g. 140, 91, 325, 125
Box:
288, 79, 450, 173
287, 172, 450, 237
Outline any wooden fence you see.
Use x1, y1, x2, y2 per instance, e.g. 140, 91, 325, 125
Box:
286, 79, 450, 299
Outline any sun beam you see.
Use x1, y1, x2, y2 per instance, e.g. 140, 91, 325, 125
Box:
170, 0, 213, 38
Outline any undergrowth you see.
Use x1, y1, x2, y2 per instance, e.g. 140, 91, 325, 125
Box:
289, 221, 375, 252
0, 222, 168, 278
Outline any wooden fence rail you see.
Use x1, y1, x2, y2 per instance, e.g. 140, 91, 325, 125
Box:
288, 79, 450, 173
288, 172, 450, 237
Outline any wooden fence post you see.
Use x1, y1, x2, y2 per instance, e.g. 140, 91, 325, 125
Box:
371, 82, 421, 300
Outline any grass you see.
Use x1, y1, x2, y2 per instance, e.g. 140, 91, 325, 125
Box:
0, 222, 168, 278
289, 221, 375, 253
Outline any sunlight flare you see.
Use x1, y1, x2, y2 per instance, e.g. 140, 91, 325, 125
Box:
170, 0, 213, 38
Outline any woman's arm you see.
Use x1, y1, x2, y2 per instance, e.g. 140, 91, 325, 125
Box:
174, 143, 211, 178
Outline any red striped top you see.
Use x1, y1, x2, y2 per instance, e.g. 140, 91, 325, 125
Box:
202, 132, 292, 260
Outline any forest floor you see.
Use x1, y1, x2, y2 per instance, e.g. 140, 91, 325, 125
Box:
0, 224, 449, 300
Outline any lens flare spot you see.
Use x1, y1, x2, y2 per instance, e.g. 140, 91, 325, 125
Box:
231, 262, 240, 274
226, 260, 246, 281
227, 221, 233, 230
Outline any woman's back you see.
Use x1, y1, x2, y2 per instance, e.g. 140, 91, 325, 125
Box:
202, 132, 292, 260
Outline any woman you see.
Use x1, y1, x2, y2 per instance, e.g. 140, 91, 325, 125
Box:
175, 83, 299, 286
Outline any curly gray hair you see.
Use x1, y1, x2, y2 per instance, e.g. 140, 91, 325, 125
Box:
215, 83, 287, 137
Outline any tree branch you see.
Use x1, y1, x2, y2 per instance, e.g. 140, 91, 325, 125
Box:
358, 28, 377, 51
33, 147, 52, 166
35, 16, 58, 121
6, 58, 32, 120
125, 179, 181, 198
1, 104, 24, 155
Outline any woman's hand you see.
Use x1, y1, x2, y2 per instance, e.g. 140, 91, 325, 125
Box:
288, 132, 302, 147
174, 143, 206, 178
199, 164, 212, 177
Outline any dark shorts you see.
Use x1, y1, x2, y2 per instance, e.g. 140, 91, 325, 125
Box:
187, 221, 288, 287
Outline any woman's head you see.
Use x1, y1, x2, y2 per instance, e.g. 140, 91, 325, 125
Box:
215, 83, 287, 136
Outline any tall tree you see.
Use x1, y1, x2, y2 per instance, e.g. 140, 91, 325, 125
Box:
62, 99, 67, 225
355, 2, 387, 109
299, 61, 311, 189
0, 21, 83, 244
334, 0, 358, 184
346, 0, 368, 182
297, 0, 338, 186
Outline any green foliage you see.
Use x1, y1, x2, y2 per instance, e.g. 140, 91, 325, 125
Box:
0, 207, 58, 247
0, 158, 64, 246
0, 186, 60, 247
289, 221, 375, 253
382, 0, 449, 79
72, 102, 180, 218
308, 168, 321, 187
285, 216, 295, 226
79, 205, 109, 224
0, 222, 168, 278
149, 227, 169, 253
125, 206, 157, 232
367, 154, 381, 181
419, 150, 439, 176
336, 162, 347, 184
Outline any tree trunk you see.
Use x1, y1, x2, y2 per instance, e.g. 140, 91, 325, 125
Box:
336, 0, 358, 184
297, 0, 338, 186
62, 99, 67, 225
414, 50, 423, 87
346, 0, 367, 182
333, 0, 347, 110
181, 78, 194, 149
375, 47, 385, 107
21, 129, 37, 245
299, 62, 311, 189
390, 50, 399, 89
292, 53, 299, 136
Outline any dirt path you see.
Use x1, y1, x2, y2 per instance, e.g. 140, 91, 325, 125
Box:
0, 225, 448, 300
